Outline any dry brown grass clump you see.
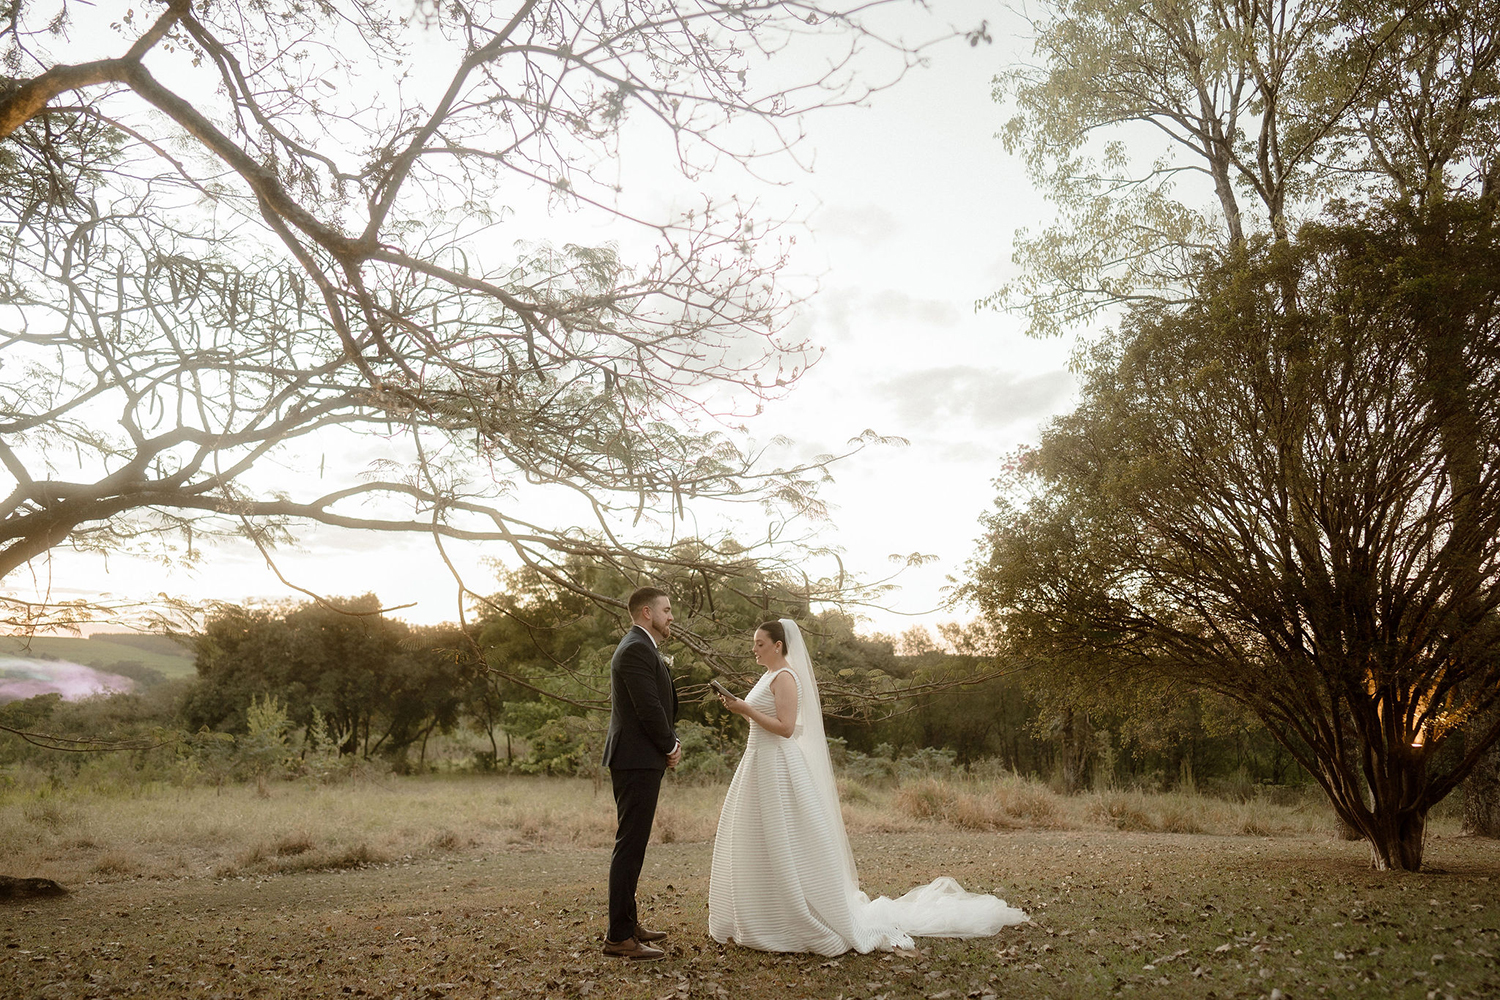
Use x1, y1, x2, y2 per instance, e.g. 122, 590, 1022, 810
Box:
1087, 793, 1157, 832
427, 828, 467, 852
274, 829, 315, 856
893, 777, 1068, 831
896, 779, 1018, 831
990, 776, 1064, 826
1081, 787, 1336, 837
228, 837, 388, 877
90, 851, 139, 876
889, 774, 1360, 840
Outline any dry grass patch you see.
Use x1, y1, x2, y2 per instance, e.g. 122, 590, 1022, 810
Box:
0, 773, 635, 884
886, 775, 1398, 841
20, 799, 77, 830
990, 776, 1064, 826
1081, 788, 1337, 838
895, 777, 1068, 831
274, 830, 315, 856
1087, 793, 1156, 832
233, 837, 387, 877
89, 851, 137, 876
427, 828, 466, 852
0, 769, 1461, 890
896, 779, 1020, 831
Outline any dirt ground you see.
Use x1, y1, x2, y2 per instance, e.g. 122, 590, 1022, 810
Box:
3, 829, 1499, 1000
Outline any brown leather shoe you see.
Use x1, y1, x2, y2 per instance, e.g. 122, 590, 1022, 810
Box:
634, 926, 668, 943
602, 936, 664, 960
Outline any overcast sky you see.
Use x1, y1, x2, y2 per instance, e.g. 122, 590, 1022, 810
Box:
5, 0, 1082, 638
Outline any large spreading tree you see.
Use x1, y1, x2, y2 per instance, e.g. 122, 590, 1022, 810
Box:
986, 0, 1500, 835
0, 0, 920, 634
965, 205, 1500, 870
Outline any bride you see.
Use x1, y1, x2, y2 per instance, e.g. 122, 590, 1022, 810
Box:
708, 619, 1027, 955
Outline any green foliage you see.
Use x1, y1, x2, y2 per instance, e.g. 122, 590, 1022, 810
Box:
240, 694, 295, 779
990, 0, 1500, 337
0, 558, 1324, 799
300, 708, 359, 783
671, 721, 736, 784
185, 596, 480, 762
469, 549, 822, 771
514, 715, 600, 777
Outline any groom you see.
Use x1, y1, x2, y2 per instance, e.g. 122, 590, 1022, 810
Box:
601, 586, 682, 960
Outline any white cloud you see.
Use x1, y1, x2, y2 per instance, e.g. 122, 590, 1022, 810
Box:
865, 289, 962, 327
810, 204, 901, 244
879, 366, 1073, 431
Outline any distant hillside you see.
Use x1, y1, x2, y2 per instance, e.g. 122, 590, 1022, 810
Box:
90, 632, 193, 657
0, 634, 197, 679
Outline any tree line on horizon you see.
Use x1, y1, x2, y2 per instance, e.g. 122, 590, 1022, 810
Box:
0, 563, 1307, 799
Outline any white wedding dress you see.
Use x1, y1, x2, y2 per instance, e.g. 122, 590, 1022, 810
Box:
707, 622, 1028, 955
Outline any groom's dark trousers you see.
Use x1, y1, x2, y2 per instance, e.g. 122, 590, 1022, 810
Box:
602, 625, 679, 942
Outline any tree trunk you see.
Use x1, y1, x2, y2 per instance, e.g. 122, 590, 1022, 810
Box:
1365, 808, 1427, 871
1336, 725, 1366, 841
1328, 783, 1429, 870
1053, 707, 1091, 794
1463, 708, 1500, 837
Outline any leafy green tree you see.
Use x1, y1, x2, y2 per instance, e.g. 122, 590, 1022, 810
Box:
965, 207, 1500, 870
990, 0, 1500, 335
186, 595, 479, 760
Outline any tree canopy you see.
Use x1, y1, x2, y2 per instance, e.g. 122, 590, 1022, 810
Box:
0, 0, 920, 632
989, 0, 1500, 336
186, 595, 475, 760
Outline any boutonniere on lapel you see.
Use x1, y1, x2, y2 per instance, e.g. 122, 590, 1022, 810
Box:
660, 653, 675, 668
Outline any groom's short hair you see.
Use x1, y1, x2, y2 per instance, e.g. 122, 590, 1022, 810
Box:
627, 586, 669, 618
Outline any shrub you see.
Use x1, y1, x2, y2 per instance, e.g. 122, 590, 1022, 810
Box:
298, 709, 362, 783
897, 746, 957, 781
991, 775, 1063, 827
671, 721, 736, 784
239, 694, 296, 780
518, 714, 600, 776
1088, 793, 1157, 832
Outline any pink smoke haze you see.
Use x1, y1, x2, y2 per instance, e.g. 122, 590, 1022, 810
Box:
0, 658, 136, 703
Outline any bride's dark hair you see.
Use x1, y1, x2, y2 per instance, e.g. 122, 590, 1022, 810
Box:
756, 620, 789, 656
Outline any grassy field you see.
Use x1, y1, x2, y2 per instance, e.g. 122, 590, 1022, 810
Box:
0, 633, 196, 678
1, 774, 1496, 999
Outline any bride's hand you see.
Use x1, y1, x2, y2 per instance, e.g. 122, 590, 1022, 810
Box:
719, 694, 749, 717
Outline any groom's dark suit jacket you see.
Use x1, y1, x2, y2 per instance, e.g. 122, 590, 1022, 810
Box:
602, 625, 679, 770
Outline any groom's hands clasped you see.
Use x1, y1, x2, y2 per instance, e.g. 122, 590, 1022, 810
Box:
667, 740, 683, 770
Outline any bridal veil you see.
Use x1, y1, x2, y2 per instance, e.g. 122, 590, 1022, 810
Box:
777, 619, 1028, 945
